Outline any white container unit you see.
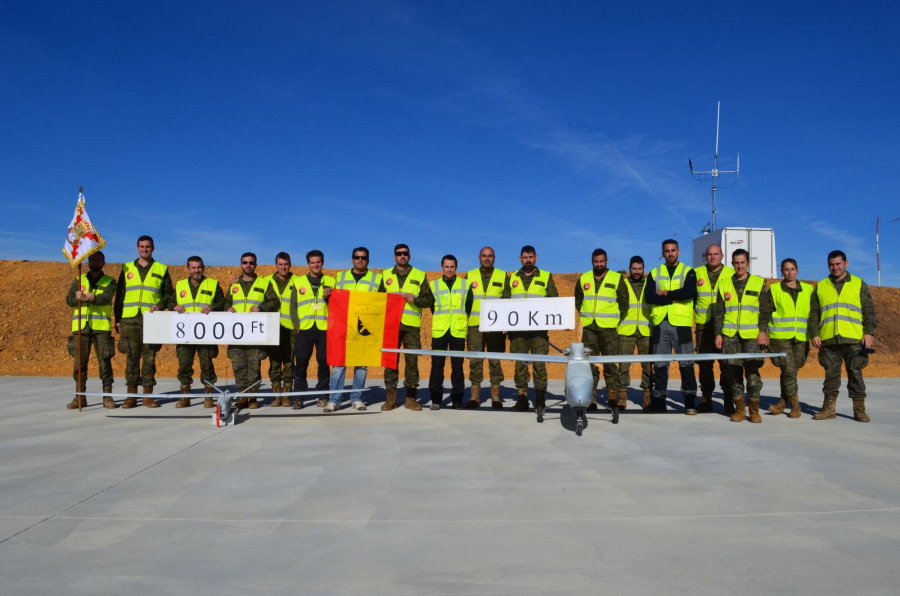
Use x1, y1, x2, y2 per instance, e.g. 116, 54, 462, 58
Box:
692, 227, 777, 278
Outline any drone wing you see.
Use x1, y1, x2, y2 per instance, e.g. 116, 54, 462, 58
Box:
587, 352, 786, 364
382, 348, 570, 364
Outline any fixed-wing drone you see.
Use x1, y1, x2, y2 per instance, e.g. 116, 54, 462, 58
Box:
385, 343, 784, 436
77, 381, 363, 426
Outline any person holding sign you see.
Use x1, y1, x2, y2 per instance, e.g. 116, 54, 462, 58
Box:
173, 256, 224, 408
114, 235, 175, 408
504, 245, 559, 413
224, 252, 279, 409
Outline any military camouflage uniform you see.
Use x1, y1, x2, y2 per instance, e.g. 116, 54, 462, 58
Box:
574, 271, 626, 391
712, 276, 773, 401
175, 277, 225, 386
467, 269, 508, 386
807, 274, 877, 399
616, 275, 653, 390
381, 267, 434, 389
695, 266, 732, 400
503, 269, 559, 391
768, 281, 810, 399
267, 272, 298, 387
223, 277, 279, 391
113, 259, 175, 388
66, 274, 117, 388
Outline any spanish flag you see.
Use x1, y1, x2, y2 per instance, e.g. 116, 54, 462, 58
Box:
327, 289, 405, 367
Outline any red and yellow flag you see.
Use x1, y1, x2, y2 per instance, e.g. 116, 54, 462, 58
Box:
327, 289, 404, 367
62, 188, 105, 267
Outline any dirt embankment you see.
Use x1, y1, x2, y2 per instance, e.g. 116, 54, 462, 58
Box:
2, 261, 898, 381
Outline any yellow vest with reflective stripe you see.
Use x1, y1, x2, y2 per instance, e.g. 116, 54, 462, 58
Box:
295, 274, 336, 331
266, 274, 299, 330
719, 275, 765, 339
465, 268, 506, 326
121, 261, 168, 319
694, 265, 735, 325
816, 276, 863, 341
72, 274, 114, 332
431, 277, 469, 338
509, 269, 550, 298
768, 281, 813, 341
383, 268, 427, 327
578, 270, 621, 328
176, 278, 218, 312
617, 277, 651, 337
229, 277, 270, 313
649, 262, 693, 326
335, 270, 382, 292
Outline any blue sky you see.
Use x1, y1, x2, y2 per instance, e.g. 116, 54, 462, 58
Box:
2, 1, 898, 285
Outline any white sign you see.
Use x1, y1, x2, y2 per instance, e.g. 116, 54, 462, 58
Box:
479, 297, 575, 332
143, 312, 281, 345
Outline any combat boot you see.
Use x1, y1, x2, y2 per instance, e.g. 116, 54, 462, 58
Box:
812, 395, 837, 420
617, 388, 628, 410
269, 382, 282, 407
67, 388, 87, 410
786, 395, 801, 418
279, 381, 293, 407
142, 386, 159, 408
122, 385, 138, 409
382, 387, 398, 411
176, 385, 191, 408
465, 384, 481, 409
642, 388, 652, 409
203, 385, 215, 408
748, 396, 762, 423
451, 393, 464, 409
511, 388, 530, 412
768, 396, 786, 415
852, 397, 870, 422
723, 394, 735, 416
490, 385, 503, 410
235, 385, 249, 409
102, 386, 117, 409
697, 391, 713, 413
684, 393, 697, 416
404, 387, 422, 411
729, 395, 746, 422
535, 389, 546, 415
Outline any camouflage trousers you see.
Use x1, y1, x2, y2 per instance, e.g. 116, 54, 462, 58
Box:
583, 325, 620, 390
466, 326, 505, 386
819, 342, 868, 398
67, 330, 114, 387
228, 346, 266, 390
769, 338, 809, 398
384, 325, 421, 389
176, 344, 218, 387
722, 335, 763, 399
616, 332, 652, 389
509, 333, 549, 391
267, 326, 296, 384
696, 324, 731, 398
118, 321, 161, 388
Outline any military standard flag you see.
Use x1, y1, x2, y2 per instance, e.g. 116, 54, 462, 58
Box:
62, 188, 106, 267
327, 289, 404, 367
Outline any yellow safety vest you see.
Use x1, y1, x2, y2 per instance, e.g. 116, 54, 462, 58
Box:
431, 277, 469, 338
266, 274, 299, 330
649, 262, 693, 326
176, 278, 218, 312
816, 276, 864, 341
229, 277, 270, 313
578, 270, 622, 328
768, 281, 813, 341
121, 261, 168, 319
295, 274, 336, 331
719, 275, 765, 339
335, 270, 382, 292
465, 268, 506, 326
383, 267, 427, 327
617, 277, 651, 337
694, 265, 735, 325
72, 274, 114, 332
509, 269, 550, 298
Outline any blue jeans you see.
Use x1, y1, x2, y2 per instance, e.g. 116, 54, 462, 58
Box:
329, 366, 367, 405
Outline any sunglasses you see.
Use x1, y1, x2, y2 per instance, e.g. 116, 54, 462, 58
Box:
241, 261, 256, 265
395, 251, 410, 256
353, 255, 369, 260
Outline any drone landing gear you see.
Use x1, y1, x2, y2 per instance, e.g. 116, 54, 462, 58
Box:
574, 406, 586, 436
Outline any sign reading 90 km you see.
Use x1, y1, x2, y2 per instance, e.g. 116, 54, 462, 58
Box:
478, 297, 575, 332
142, 312, 281, 345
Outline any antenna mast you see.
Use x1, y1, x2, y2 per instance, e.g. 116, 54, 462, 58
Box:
689, 101, 740, 231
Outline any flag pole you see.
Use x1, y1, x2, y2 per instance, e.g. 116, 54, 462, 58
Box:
77, 260, 83, 412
